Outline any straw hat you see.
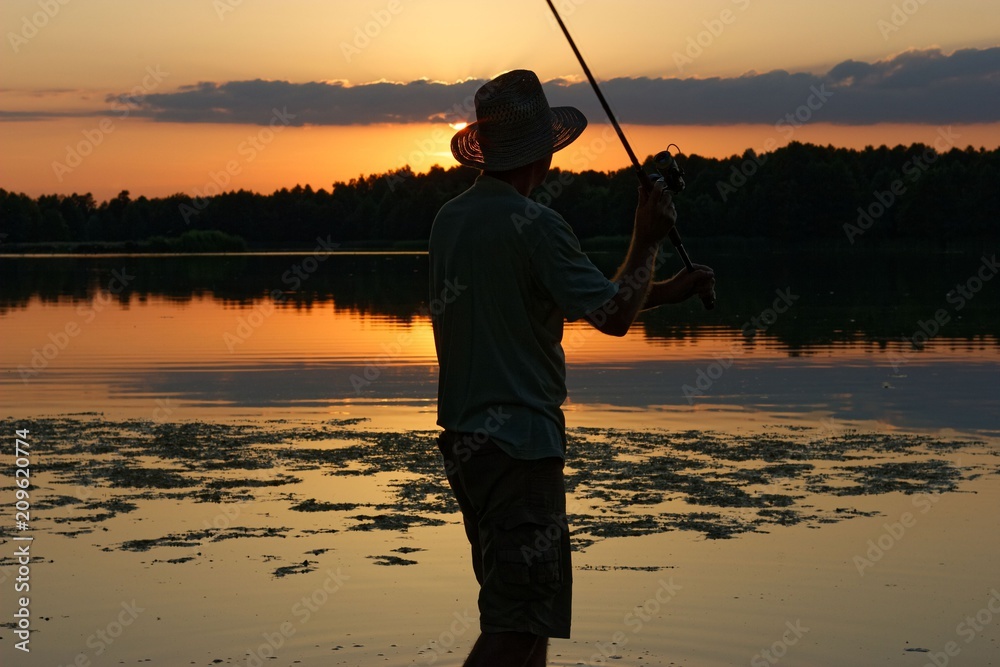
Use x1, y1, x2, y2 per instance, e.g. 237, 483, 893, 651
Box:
451, 70, 587, 171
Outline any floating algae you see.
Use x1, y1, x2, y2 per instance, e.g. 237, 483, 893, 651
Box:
349, 514, 446, 532
115, 534, 208, 552
290, 499, 365, 512
579, 565, 675, 571
85, 498, 139, 514
273, 560, 317, 577
110, 526, 289, 552
206, 475, 302, 489
368, 554, 418, 566
7, 416, 996, 554
106, 465, 197, 489
807, 460, 963, 496
392, 546, 424, 554
34, 494, 87, 509
53, 512, 117, 524
211, 526, 288, 541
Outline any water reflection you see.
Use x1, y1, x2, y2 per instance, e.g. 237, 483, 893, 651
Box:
3, 250, 996, 667
2, 250, 997, 436
1, 248, 997, 350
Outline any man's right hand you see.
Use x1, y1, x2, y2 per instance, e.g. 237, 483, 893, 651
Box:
635, 178, 677, 244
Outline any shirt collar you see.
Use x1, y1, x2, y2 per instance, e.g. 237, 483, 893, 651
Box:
474, 173, 522, 196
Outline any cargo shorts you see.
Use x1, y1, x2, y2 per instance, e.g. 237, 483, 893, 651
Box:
437, 430, 572, 639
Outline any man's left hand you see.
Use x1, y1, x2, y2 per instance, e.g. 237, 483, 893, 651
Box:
648, 264, 716, 306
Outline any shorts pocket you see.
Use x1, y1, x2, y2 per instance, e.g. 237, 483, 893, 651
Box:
494, 508, 566, 600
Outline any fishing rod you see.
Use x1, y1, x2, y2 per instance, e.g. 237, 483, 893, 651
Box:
544, 0, 716, 310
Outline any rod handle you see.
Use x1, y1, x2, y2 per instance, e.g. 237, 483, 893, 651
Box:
642, 172, 715, 310
668, 231, 716, 311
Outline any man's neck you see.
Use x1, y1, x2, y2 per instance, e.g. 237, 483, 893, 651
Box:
483, 156, 549, 197
483, 169, 536, 197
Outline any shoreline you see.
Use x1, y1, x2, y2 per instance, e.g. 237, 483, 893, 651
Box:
0, 236, 992, 257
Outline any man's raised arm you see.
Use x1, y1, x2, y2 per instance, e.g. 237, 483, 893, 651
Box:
586, 179, 677, 336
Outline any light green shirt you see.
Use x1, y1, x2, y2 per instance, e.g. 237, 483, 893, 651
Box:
429, 174, 618, 459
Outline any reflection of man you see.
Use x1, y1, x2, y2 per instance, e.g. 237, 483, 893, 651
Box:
429, 69, 714, 666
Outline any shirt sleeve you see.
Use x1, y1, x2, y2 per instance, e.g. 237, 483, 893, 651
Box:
528, 208, 619, 322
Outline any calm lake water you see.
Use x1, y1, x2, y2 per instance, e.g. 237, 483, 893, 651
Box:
2, 247, 998, 436
1, 247, 999, 667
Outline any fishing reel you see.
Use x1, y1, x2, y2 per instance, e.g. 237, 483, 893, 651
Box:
650, 144, 686, 194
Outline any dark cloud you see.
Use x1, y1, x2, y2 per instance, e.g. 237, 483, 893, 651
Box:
551, 47, 1000, 125
5, 47, 998, 126
123, 78, 485, 126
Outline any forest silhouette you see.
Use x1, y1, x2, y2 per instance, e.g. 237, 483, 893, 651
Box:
2, 141, 997, 251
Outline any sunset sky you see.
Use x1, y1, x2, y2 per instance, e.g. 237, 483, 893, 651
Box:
2, 0, 998, 200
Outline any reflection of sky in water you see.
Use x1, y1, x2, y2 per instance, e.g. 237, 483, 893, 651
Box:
2, 294, 997, 437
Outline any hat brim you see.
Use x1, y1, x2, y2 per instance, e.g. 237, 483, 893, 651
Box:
450, 106, 588, 171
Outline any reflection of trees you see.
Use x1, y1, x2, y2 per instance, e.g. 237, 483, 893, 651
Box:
1, 250, 997, 351
0, 254, 427, 321
637, 245, 1000, 349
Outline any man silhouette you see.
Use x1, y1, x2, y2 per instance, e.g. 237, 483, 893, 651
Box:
430, 69, 714, 666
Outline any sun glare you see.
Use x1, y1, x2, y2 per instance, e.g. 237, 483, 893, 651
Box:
449, 122, 468, 131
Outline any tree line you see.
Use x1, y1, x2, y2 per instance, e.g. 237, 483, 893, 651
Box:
1, 141, 997, 250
